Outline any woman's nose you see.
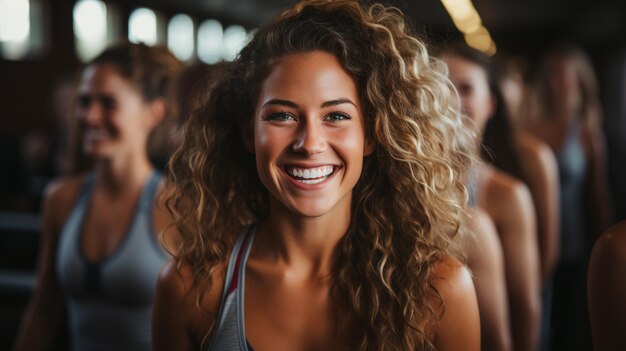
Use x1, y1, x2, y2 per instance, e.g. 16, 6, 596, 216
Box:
80, 100, 103, 125
292, 120, 327, 156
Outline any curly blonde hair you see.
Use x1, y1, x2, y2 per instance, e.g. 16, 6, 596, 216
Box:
166, 1, 472, 349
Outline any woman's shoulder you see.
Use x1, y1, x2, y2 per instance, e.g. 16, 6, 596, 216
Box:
155, 258, 228, 345
482, 166, 531, 205
42, 174, 90, 230
478, 166, 534, 228
157, 259, 227, 312
428, 256, 477, 319
591, 221, 626, 264
462, 208, 500, 265
429, 256, 480, 350
517, 131, 556, 166
588, 220, 626, 349
517, 131, 558, 184
430, 256, 474, 293
45, 174, 88, 204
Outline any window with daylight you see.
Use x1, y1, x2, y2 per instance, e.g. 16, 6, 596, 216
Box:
74, 0, 118, 62
0, 0, 46, 60
222, 25, 248, 61
197, 19, 223, 64
128, 7, 159, 45
167, 14, 194, 62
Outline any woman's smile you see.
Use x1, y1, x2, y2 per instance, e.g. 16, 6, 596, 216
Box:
251, 50, 373, 218
281, 164, 341, 187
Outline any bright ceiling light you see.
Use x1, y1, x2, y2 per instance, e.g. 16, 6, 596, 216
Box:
440, 0, 497, 55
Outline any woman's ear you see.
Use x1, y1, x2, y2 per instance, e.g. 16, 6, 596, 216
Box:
147, 98, 166, 128
364, 138, 375, 156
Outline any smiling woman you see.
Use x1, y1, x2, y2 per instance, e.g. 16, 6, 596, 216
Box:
251, 51, 373, 218
155, 1, 479, 350
14, 42, 182, 351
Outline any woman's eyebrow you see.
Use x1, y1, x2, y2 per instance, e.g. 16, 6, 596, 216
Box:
262, 99, 299, 108
261, 98, 357, 109
321, 98, 357, 108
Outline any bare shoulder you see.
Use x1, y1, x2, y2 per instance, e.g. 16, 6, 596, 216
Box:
154, 259, 227, 348
156, 260, 195, 300
517, 131, 544, 154
591, 221, 626, 266
467, 207, 496, 235
588, 220, 626, 349
430, 256, 480, 351
464, 208, 500, 266
45, 174, 86, 207
430, 256, 476, 299
485, 167, 532, 208
517, 131, 557, 170
156, 259, 226, 317
43, 174, 88, 231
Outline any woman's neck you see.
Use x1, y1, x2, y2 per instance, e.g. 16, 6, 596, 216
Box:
93, 153, 153, 196
550, 92, 581, 121
254, 201, 351, 279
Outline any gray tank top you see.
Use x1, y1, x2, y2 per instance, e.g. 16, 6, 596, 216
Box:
56, 172, 168, 351
556, 120, 588, 262
208, 225, 256, 351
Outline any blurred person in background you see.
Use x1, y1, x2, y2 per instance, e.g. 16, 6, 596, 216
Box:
13, 42, 181, 351
443, 44, 542, 351
459, 206, 512, 350
588, 220, 626, 351
527, 44, 613, 351
499, 54, 561, 351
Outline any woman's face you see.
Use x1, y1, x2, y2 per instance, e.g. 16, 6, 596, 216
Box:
445, 55, 494, 133
251, 51, 373, 218
546, 56, 579, 100
76, 64, 154, 158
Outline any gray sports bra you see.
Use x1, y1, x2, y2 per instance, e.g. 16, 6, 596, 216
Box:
56, 171, 168, 351
207, 225, 257, 351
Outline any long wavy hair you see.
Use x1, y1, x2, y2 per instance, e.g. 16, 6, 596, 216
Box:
165, 1, 473, 349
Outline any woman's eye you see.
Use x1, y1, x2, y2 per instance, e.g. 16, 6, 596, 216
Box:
267, 111, 296, 121
77, 96, 90, 109
101, 97, 116, 109
324, 112, 351, 121
459, 84, 473, 96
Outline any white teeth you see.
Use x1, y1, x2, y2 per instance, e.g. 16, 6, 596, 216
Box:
286, 166, 334, 180
300, 178, 325, 184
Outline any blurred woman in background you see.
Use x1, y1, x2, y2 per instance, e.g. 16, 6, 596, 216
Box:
499, 55, 561, 351
588, 220, 626, 350
14, 42, 181, 351
443, 44, 542, 351
527, 43, 612, 351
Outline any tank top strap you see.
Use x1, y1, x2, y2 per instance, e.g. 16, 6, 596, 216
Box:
226, 225, 256, 294
208, 224, 256, 351
138, 171, 163, 212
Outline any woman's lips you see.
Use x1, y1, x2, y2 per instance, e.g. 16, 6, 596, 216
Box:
282, 164, 339, 186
